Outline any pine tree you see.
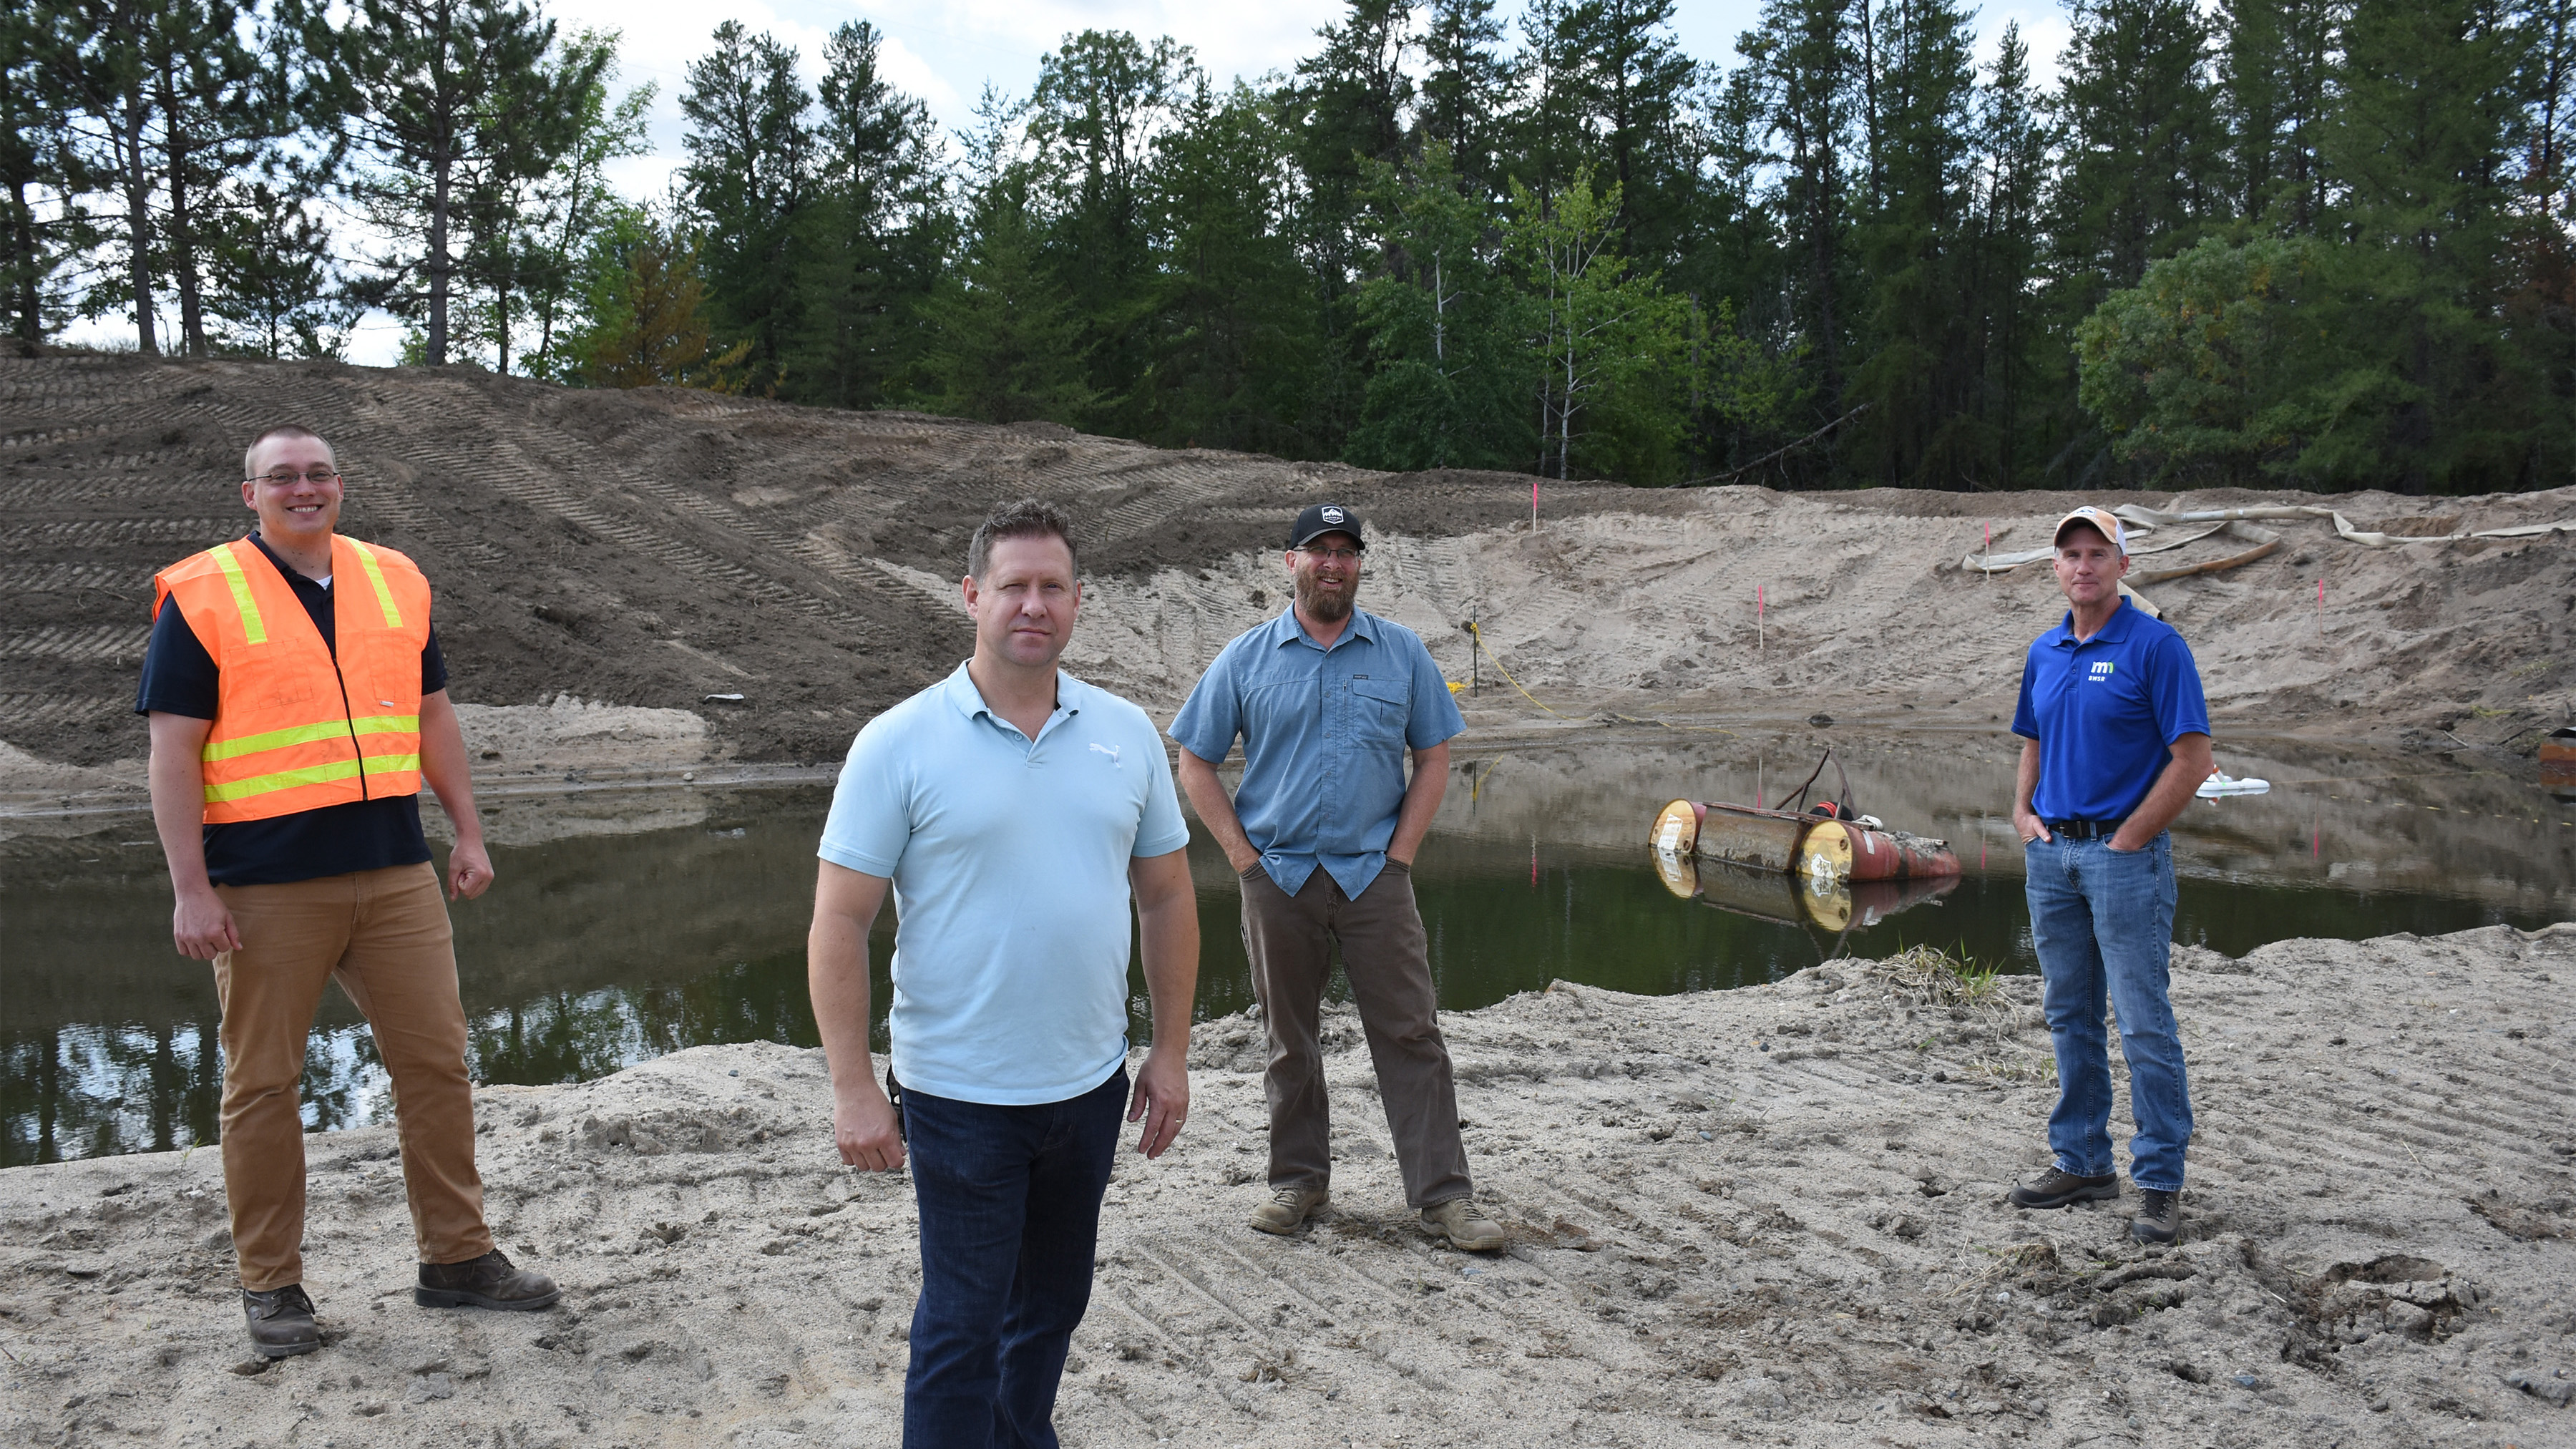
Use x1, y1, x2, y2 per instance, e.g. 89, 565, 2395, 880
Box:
678, 21, 813, 392
1558, 0, 1707, 268
1142, 79, 1324, 454
514, 32, 652, 382
453, 29, 611, 374
906, 88, 1096, 426
1, 2, 85, 350
1740, 0, 1858, 414
786, 21, 946, 411
321, 0, 574, 366
1026, 30, 1192, 431
2217, 0, 2340, 228
2050, 0, 2225, 301
1972, 23, 2053, 484
2314, 0, 2545, 490
204, 173, 352, 358
1845, 0, 1984, 487
56, 0, 308, 355
572, 208, 748, 390
1418, 0, 1512, 195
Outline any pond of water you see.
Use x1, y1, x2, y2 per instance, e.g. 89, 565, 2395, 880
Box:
6, 733, 2570, 1163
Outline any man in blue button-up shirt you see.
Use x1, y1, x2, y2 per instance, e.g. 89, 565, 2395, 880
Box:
1171, 503, 1503, 1252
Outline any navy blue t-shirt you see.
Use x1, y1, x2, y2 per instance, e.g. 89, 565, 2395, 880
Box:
2011, 597, 2210, 823
135, 534, 448, 887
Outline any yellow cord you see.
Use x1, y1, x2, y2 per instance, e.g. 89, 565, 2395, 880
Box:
1465, 622, 1576, 719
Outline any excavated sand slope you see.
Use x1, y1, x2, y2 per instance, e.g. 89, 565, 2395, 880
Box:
3, 925, 2569, 1447
5, 355, 2572, 789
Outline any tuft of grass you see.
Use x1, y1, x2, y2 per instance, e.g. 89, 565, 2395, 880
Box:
1878, 940, 2004, 1010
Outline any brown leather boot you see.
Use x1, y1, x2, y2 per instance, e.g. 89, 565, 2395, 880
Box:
414, 1249, 560, 1311
243, 1283, 322, 1358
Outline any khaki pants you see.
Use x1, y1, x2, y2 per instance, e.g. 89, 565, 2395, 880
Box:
213, 862, 490, 1291
1239, 862, 1470, 1209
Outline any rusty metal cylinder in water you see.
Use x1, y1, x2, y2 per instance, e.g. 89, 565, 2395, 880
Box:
2545, 727, 2576, 800
1657, 800, 1959, 884
1832, 821, 1963, 882
1695, 803, 1823, 876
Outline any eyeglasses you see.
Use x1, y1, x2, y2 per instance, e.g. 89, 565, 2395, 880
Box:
248, 468, 340, 487
1299, 546, 1360, 562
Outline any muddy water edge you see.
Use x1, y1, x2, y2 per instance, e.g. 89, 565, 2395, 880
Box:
5, 731, 2570, 1163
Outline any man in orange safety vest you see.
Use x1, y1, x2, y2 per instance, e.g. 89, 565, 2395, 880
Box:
140, 424, 557, 1360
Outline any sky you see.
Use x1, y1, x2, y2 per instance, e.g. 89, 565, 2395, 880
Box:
66, 0, 2077, 364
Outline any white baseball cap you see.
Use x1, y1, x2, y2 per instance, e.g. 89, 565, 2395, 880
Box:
2052, 505, 2127, 555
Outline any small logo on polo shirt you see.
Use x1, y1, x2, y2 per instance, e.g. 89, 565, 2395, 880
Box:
1089, 741, 1122, 767
2089, 661, 2116, 678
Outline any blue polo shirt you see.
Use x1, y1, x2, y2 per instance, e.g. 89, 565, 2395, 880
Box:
818, 663, 1191, 1106
2012, 598, 2211, 823
1169, 606, 1464, 899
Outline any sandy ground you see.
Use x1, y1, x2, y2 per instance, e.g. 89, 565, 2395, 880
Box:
4, 924, 2570, 1448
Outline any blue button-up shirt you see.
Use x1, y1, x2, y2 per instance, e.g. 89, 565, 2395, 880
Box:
2011, 597, 2210, 822
1169, 607, 1465, 898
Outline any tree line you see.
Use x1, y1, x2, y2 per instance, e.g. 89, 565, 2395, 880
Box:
5, 0, 2572, 494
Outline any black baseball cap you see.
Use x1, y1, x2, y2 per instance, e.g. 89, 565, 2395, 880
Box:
1289, 502, 1365, 550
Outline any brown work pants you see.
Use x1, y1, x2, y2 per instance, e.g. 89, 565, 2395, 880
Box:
1240, 861, 1471, 1209
212, 862, 491, 1291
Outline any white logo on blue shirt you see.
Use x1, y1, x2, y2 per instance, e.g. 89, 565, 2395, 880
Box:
2089, 661, 2116, 678
1089, 741, 1122, 766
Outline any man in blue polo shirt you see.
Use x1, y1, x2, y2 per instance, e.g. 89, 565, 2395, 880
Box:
2007, 505, 2213, 1246
806, 499, 1199, 1448
1171, 502, 1504, 1253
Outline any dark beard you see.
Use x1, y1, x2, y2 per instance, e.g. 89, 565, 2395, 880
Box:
1294, 572, 1355, 622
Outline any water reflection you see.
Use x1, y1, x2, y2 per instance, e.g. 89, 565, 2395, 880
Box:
6, 733, 2570, 1163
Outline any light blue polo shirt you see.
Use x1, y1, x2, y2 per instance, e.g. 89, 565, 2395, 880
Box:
1169, 606, 1464, 899
818, 663, 1190, 1106
2012, 598, 2211, 823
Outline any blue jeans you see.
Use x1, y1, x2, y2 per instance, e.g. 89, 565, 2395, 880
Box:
2024, 833, 2192, 1191
901, 1068, 1126, 1449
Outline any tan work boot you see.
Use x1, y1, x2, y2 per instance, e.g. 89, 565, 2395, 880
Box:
1422, 1197, 1508, 1252
1249, 1186, 1329, 1235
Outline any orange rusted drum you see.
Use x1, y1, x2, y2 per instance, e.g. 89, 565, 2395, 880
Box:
2544, 726, 2576, 800
1835, 820, 1963, 882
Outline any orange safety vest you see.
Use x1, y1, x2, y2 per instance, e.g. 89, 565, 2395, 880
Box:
151, 535, 434, 824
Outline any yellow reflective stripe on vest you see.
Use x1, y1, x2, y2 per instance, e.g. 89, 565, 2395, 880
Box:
201, 751, 423, 805
203, 758, 361, 804
346, 540, 404, 628
200, 714, 420, 764
210, 544, 268, 645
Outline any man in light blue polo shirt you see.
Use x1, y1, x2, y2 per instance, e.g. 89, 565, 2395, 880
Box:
806, 499, 1199, 1448
1171, 502, 1504, 1252
2007, 505, 2212, 1247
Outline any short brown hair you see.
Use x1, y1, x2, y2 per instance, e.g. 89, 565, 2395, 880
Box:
967, 499, 1078, 581
243, 424, 333, 480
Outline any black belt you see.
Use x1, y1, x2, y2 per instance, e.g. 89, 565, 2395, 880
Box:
2046, 819, 2124, 840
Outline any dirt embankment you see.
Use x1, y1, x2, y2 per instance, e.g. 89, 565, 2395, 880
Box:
5, 354, 2572, 798
1, 924, 2569, 1447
